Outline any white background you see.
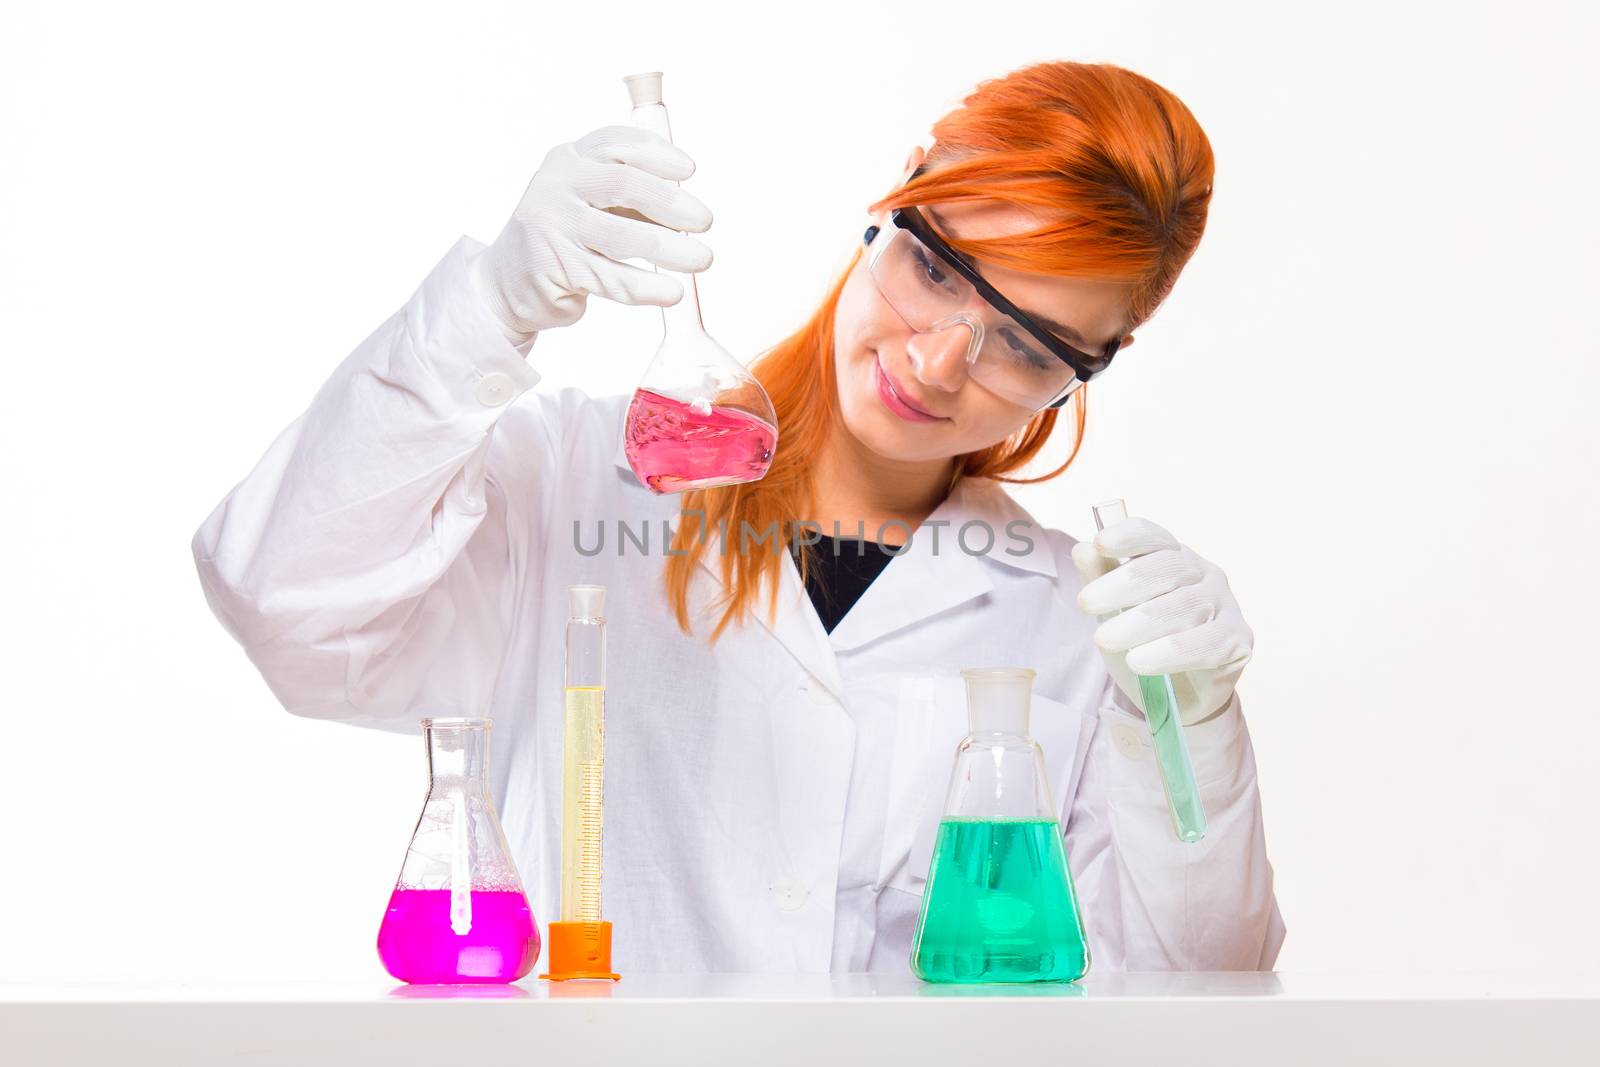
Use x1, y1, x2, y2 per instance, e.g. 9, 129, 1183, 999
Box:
2, 0, 1597, 982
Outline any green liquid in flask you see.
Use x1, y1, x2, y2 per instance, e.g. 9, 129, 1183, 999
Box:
910, 818, 1089, 983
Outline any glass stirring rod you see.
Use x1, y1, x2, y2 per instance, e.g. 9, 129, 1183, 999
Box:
1092, 500, 1207, 843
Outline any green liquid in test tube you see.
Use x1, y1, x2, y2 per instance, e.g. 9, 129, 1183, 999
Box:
1092, 499, 1206, 844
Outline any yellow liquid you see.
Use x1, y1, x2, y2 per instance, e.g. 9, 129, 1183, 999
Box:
561, 686, 606, 923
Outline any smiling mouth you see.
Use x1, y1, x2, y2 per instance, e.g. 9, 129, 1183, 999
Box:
876, 356, 944, 421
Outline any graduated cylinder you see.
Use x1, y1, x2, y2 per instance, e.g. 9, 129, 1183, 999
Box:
542, 584, 620, 981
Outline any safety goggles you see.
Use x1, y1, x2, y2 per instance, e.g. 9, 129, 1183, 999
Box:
864, 205, 1120, 410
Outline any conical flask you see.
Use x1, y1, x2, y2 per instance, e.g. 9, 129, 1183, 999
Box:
619, 72, 778, 494
909, 669, 1090, 983
377, 718, 540, 984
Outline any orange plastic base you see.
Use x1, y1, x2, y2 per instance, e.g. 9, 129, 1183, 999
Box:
539, 921, 620, 981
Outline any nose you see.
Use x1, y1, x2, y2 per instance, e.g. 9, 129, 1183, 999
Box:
905, 322, 974, 392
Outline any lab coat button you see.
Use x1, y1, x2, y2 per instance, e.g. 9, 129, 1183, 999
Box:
770, 878, 809, 912
474, 372, 515, 407
1111, 722, 1146, 761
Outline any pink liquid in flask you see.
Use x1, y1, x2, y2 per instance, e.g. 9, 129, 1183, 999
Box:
624, 388, 776, 494
376, 888, 539, 984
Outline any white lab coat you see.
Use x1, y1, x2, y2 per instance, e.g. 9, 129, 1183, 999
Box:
193, 237, 1285, 974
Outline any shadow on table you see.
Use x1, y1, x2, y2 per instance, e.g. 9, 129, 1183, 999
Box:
385, 983, 534, 1000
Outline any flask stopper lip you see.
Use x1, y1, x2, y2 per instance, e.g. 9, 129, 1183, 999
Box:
568, 584, 606, 620
419, 716, 491, 730
960, 668, 1035, 735
960, 667, 1037, 681
624, 71, 664, 108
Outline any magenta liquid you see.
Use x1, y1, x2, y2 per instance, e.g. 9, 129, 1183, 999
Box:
376, 889, 539, 984
624, 387, 776, 494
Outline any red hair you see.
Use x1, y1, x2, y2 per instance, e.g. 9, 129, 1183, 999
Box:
666, 61, 1215, 639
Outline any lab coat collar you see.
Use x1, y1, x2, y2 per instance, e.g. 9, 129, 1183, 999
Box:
680, 522, 847, 705
614, 421, 848, 701
614, 414, 1059, 682
824, 475, 1056, 652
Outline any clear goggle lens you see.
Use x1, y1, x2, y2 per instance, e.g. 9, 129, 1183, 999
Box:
867, 223, 1081, 410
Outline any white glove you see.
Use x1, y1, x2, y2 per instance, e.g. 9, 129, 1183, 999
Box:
1072, 517, 1253, 726
471, 125, 715, 344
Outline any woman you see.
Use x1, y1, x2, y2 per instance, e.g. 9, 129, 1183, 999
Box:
194, 60, 1283, 973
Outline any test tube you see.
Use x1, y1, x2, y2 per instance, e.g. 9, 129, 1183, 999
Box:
1091, 500, 1207, 844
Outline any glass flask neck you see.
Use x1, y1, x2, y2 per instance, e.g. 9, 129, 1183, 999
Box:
941, 669, 1057, 821
423, 719, 491, 786
628, 99, 706, 338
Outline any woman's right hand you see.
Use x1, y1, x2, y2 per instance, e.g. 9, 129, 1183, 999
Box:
471, 125, 715, 344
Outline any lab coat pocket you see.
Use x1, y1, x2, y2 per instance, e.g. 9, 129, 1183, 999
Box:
1032, 692, 1095, 818
880, 675, 968, 890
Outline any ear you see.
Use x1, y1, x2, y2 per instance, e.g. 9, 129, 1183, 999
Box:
1117, 333, 1136, 351
901, 146, 927, 182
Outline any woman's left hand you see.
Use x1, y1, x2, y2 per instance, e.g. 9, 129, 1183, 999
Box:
1071, 516, 1254, 726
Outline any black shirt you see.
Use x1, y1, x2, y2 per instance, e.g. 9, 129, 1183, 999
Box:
791, 533, 901, 634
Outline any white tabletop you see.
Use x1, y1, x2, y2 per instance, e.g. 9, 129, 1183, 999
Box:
5, 973, 1597, 1065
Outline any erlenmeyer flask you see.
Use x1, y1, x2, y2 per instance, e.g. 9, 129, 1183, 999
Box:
619, 72, 778, 495
377, 718, 539, 984
909, 669, 1090, 984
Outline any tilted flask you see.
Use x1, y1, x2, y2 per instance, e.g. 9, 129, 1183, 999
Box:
909, 669, 1090, 983
618, 71, 778, 494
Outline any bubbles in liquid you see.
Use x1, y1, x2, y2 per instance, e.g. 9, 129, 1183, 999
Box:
624, 388, 776, 495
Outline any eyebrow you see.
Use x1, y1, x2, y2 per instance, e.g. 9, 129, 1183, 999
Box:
1030, 312, 1089, 348
924, 206, 1106, 350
